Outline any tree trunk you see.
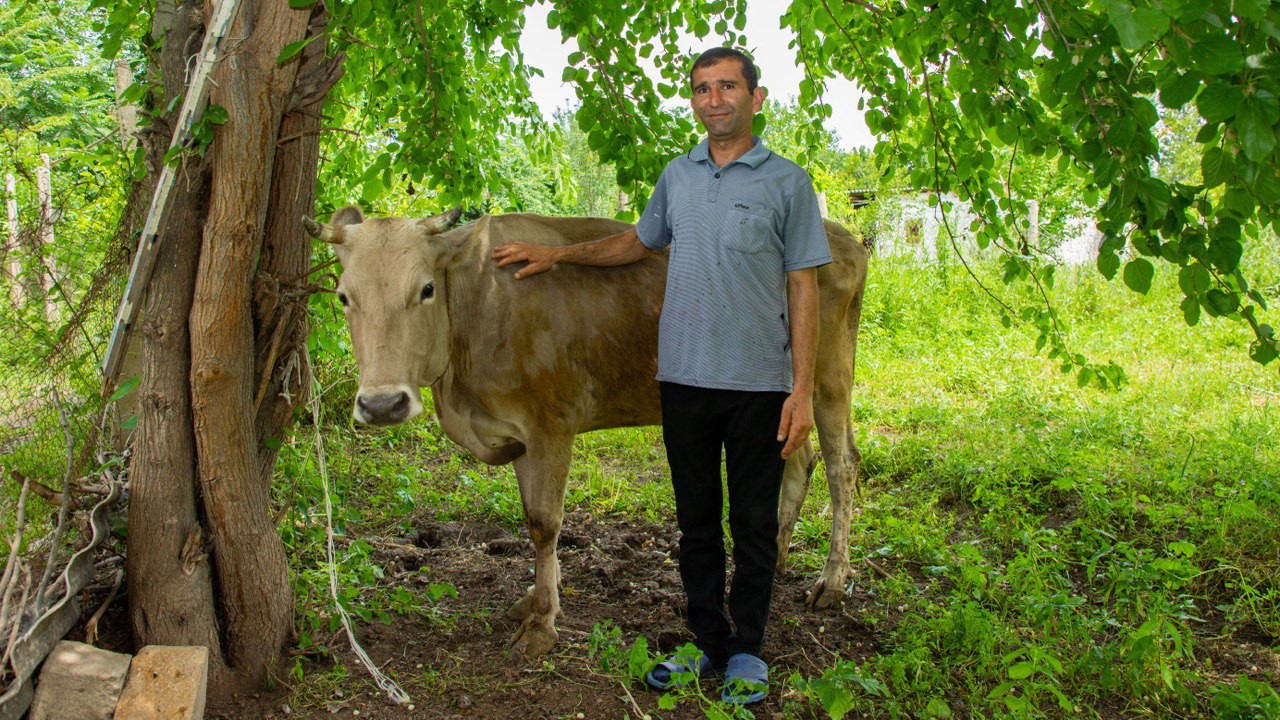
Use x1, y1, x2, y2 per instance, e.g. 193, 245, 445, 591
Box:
254, 7, 343, 481
127, 0, 224, 683
114, 60, 140, 152
126, 0, 335, 694
36, 154, 57, 324
186, 0, 311, 689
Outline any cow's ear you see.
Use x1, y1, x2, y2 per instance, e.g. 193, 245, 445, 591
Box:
417, 206, 463, 236
332, 205, 365, 226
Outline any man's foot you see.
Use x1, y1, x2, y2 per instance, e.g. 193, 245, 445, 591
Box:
721, 653, 768, 704
645, 646, 718, 690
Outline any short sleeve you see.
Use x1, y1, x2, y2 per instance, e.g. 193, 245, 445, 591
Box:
636, 167, 673, 251
782, 175, 833, 271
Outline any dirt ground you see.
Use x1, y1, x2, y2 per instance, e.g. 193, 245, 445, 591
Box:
190, 512, 882, 720
74, 509, 1279, 720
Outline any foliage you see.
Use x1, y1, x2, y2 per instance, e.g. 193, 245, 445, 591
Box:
783, 0, 1280, 378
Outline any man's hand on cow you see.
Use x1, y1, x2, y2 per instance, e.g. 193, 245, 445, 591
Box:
493, 242, 558, 279
777, 391, 815, 459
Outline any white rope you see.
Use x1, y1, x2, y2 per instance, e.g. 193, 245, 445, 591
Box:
306, 349, 410, 705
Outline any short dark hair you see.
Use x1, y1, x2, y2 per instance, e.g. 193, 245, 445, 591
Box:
690, 47, 759, 92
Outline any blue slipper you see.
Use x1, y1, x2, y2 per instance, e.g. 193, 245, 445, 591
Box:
721, 653, 768, 704
645, 647, 716, 690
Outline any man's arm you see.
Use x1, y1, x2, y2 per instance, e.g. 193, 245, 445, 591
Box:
492, 226, 652, 279
777, 267, 819, 459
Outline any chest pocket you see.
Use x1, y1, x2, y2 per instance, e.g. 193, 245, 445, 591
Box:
725, 200, 778, 254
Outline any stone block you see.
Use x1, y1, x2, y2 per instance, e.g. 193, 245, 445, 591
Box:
29, 640, 133, 720
113, 645, 208, 720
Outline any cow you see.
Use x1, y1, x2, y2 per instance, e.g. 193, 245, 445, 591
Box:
303, 207, 868, 657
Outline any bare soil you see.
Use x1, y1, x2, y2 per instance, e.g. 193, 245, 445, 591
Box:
201, 512, 882, 720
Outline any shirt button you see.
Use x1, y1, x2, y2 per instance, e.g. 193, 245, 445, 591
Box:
714, 173, 721, 178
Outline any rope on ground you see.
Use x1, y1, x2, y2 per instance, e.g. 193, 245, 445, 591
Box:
305, 348, 410, 706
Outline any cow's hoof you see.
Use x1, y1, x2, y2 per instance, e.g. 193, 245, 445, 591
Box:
805, 576, 848, 610
511, 620, 558, 657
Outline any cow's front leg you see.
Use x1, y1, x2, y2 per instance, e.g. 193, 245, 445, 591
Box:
775, 438, 817, 576
507, 441, 572, 657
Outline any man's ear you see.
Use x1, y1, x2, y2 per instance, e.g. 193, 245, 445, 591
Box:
752, 86, 766, 113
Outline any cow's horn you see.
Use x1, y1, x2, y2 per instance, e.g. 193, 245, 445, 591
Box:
302, 216, 342, 245
419, 206, 463, 235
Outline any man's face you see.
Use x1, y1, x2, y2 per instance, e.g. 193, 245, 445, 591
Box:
690, 58, 765, 143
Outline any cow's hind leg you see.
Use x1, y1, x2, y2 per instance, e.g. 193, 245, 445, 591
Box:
807, 280, 864, 609
775, 438, 817, 576
507, 441, 572, 657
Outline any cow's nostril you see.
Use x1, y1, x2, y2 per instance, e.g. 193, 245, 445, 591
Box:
391, 392, 409, 413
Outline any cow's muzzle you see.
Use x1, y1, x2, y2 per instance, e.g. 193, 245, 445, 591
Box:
353, 386, 421, 426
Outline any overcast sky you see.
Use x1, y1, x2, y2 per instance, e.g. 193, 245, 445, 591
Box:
518, 0, 873, 149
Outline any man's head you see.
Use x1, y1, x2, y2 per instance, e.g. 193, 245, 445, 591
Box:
689, 47, 759, 92
689, 47, 766, 143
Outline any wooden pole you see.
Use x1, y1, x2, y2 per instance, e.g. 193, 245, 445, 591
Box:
101, 0, 245, 390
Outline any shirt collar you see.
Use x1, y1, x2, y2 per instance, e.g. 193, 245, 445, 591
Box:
688, 137, 773, 169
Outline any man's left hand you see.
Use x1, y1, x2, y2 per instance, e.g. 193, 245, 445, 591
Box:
777, 391, 815, 459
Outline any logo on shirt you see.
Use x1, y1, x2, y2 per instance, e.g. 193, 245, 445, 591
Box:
734, 202, 751, 210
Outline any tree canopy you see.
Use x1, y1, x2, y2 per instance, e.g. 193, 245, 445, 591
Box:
70, 0, 1280, 379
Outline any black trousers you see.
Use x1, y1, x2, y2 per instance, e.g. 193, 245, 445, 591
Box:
660, 381, 788, 663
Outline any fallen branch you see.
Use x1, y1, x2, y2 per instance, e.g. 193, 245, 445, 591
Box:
83, 568, 125, 646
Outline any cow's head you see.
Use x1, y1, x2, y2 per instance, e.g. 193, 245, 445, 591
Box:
305, 205, 464, 425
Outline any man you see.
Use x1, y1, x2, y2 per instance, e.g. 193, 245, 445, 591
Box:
492, 47, 831, 705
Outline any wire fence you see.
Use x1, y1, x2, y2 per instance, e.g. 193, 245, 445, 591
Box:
0, 202, 131, 693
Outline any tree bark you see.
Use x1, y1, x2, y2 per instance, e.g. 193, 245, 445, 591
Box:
254, 7, 343, 480
114, 61, 140, 152
187, 0, 311, 688
127, 0, 225, 682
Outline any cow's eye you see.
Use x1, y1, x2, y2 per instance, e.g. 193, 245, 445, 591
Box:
336, 291, 349, 308
420, 283, 435, 302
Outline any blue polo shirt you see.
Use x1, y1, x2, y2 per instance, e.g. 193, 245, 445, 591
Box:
635, 137, 832, 393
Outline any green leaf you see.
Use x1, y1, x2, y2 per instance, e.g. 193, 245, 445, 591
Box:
1102, 0, 1170, 48
1237, 103, 1277, 162
1178, 263, 1212, 295
1201, 146, 1234, 188
1193, 34, 1244, 76
1098, 250, 1121, 279
276, 36, 316, 66
108, 376, 141, 403
1197, 81, 1244, 123
1180, 294, 1200, 324
1250, 338, 1279, 364
1205, 288, 1239, 316
925, 697, 953, 718
203, 103, 229, 125
288, 0, 316, 7
120, 414, 138, 430
1158, 69, 1201, 109
1123, 258, 1155, 294
1008, 662, 1037, 680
